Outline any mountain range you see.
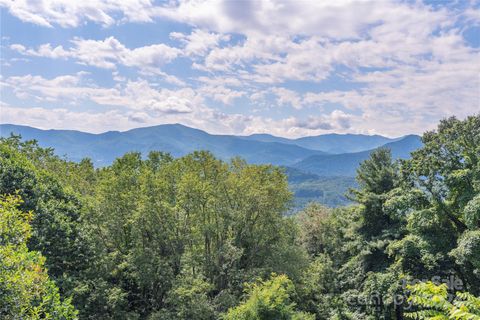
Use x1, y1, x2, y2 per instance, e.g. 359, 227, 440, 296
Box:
242, 133, 400, 154
293, 135, 423, 176
0, 123, 423, 207
0, 123, 327, 166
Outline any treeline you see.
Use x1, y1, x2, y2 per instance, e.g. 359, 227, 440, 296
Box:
0, 115, 479, 319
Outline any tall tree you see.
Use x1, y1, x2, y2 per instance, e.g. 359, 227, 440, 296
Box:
344, 148, 405, 318
390, 115, 480, 295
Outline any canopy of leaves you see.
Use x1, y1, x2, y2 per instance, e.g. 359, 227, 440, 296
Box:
406, 281, 480, 319
0, 194, 78, 319
0, 114, 478, 320
223, 274, 314, 320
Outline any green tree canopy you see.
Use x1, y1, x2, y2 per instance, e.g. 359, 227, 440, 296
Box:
0, 194, 78, 319
406, 281, 480, 320
223, 274, 314, 320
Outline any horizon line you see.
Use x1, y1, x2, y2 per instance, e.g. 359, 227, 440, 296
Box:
0, 122, 414, 140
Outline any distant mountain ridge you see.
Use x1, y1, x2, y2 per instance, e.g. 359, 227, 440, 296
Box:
0, 124, 420, 169
0, 124, 410, 160
0, 123, 421, 170
0, 123, 327, 166
242, 133, 400, 154
292, 135, 423, 176
0, 123, 423, 208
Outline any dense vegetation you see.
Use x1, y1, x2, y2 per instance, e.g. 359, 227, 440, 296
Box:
0, 115, 478, 319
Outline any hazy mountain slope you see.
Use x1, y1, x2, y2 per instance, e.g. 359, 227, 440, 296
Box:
0, 124, 326, 166
293, 133, 399, 153
242, 133, 294, 145
283, 167, 356, 208
243, 132, 399, 153
292, 135, 422, 176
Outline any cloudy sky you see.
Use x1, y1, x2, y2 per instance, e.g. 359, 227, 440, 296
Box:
0, 0, 479, 137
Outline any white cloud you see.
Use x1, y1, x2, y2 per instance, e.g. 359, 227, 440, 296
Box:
303, 90, 365, 111
462, 7, 480, 26
0, 0, 156, 28
156, 0, 447, 39
181, 1, 452, 84
196, 76, 244, 87
10, 37, 182, 82
301, 54, 479, 136
271, 87, 302, 109
1, 72, 119, 102
119, 80, 199, 114
196, 34, 289, 73
0, 105, 134, 132
284, 110, 352, 131
1, 74, 197, 114
0, 102, 359, 138
198, 85, 245, 105
170, 29, 230, 56
0, 74, 359, 137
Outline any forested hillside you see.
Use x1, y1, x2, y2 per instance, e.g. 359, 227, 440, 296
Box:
0, 115, 479, 319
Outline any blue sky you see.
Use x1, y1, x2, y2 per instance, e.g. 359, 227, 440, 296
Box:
0, 0, 479, 137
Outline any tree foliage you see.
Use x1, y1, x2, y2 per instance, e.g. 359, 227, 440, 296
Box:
0, 194, 78, 319
406, 282, 480, 319
0, 114, 478, 319
223, 274, 314, 320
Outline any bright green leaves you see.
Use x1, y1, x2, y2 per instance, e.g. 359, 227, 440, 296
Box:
406, 282, 480, 320
0, 195, 78, 319
163, 274, 215, 320
1, 115, 478, 319
407, 115, 480, 233
85, 150, 301, 318
0, 194, 32, 246
223, 274, 314, 320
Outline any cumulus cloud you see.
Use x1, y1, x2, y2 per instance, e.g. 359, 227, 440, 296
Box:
0, 102, 358, 138
10, 43, 71, 59
0, 74, 357, 138
1, 74, 196, 114
0, 105, 135, 132
271, 87, 302, 109
170, 29, 230, 56
170, 0, 464, 87
156, 0, 448, 39
1, 72, 118, 102
198, 85, 246, 105
10, 37, 182, 83
0, 0, 156, 27
286, 110, 352, 131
